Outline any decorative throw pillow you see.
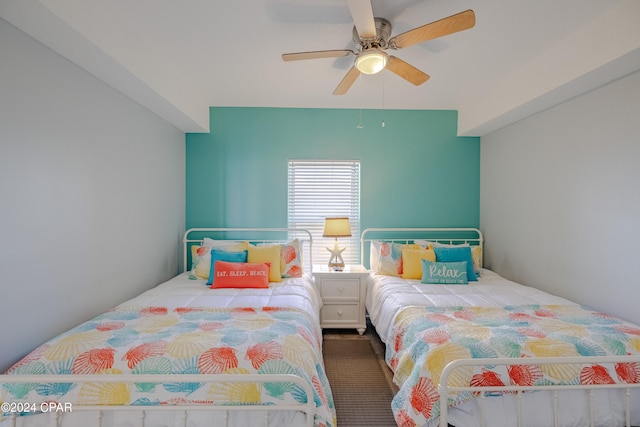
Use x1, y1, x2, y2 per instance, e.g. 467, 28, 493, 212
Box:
402, 248, 436, 279
210, 261, 270, 289
433, 246, 478, 281
248, 244, 282, 282
470, 246, 482, 274
189, 245, 213, 280
377, 242, 421, 276
280, 239, 303, 278
421, 260, 468, 284
416, 240, 482, 274
190, 240, 249, 281
206, 249, 248, 285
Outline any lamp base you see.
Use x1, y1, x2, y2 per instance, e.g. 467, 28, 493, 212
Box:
328, 262, 345, 271
326, 238, 346, 272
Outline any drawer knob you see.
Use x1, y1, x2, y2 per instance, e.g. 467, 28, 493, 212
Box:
337, 287, 344, 293
337, 310, 343, 317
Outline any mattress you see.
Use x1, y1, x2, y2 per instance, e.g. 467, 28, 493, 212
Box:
123, 271, 322, 315
366, 268, 575, 346
1, 272, 334, 427
366, 269, 640, 427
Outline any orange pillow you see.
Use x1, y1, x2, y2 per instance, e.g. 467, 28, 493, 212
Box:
210, 261, 270, 289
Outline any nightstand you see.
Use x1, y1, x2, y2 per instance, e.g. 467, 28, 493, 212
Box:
313, 265, 369, 335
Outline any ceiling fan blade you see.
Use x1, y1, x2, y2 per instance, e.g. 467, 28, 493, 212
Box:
282, 49, 355, 62
347, 0, 376, 38
389, 9, 475, 49
333, 66, 361, 95
386, 56, 430, 86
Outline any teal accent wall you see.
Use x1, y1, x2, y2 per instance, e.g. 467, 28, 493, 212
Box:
186, 107, 479, 230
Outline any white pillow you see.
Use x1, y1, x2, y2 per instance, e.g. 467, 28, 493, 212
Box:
414, 239, 469, 248
203, 238, 245, 248
369, 240, 382, 271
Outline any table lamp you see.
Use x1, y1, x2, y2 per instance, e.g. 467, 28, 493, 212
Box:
322, 217, 351, 271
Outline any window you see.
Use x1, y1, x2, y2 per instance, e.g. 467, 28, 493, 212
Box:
288, 160, 361, 267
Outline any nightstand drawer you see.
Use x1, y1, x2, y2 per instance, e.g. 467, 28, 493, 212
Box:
321, 303, 359, 323
320, 279, 360, 300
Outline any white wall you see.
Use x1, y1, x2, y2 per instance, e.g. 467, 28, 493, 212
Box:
481, 70, 640, 325
0, 19, 186, 371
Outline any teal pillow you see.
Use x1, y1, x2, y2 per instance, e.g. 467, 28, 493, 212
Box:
421, 260, 468, 284
433, 246, 478, 281
207, 249, 248, 285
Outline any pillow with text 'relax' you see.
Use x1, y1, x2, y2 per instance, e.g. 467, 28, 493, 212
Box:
433, 246, 478, 281
421, 260, 468, 284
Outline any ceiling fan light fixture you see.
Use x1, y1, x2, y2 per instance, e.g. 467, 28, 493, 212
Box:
355, 49, 388, 75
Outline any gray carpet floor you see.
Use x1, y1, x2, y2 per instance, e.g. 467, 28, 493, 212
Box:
322, 324, 398, 426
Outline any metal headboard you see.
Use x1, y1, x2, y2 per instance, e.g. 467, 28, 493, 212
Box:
360, 227, 483, 269
183, 228, 313, 274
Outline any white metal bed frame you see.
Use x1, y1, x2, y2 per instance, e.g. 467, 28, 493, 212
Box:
361, 227, 640, 427
360, 227, 484, 269
2, 374, 316, 427
1, 228, 322, 427
439, 356, 640, 427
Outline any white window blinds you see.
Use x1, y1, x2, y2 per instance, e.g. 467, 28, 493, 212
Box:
288, 160, 361, 267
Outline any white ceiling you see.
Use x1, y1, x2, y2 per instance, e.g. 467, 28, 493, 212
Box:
2, 0, 640, 135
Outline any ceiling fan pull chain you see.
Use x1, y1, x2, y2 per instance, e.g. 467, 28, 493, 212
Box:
381, 69, 386, 128
357, 74, 364, 129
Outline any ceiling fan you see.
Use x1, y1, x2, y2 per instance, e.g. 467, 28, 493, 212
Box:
282, 0, 475, 95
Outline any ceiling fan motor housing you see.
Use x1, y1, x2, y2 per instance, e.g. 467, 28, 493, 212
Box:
353, 17, 391, 52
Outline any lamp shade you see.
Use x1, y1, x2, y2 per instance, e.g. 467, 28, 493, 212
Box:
355, 49, 388, 75
322, 217, 352, 237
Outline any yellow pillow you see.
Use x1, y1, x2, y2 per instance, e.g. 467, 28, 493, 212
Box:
402, 248, 436, 279
377, 243, 422, 276
471, 246, 482, 271
248, 244, 282, 282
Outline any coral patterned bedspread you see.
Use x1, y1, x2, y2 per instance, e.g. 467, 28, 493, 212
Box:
2, 305, 336, 427
387, 304, 640, 427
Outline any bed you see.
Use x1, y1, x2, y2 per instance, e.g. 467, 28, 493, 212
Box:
362, 228, 640, 427
1, 228, 336, 427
